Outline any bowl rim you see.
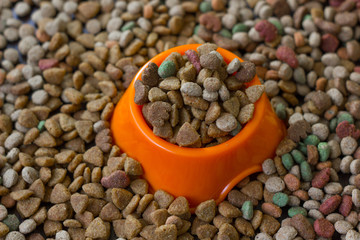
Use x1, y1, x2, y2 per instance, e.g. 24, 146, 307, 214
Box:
127, 44, 267, 156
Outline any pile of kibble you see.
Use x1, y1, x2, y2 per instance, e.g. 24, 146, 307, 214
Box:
135, 43, 264, 147
0, 0, 360, 239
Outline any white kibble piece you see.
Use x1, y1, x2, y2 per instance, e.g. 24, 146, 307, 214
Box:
0, 205, 8, 221
327, 88, 344, 106
346, 230, 360, 240
127, 1, 143, 14
265, 177, 285, 193
274, 226, 297, 240
255, 233, 272, 240
308, 209, 324, 219
334, 220, 353, 234
55, 230, 71, 240
352, 189, 360, 208
106, 17, 123, 32
326, 213, 344, 224
22, 167, 39, 184
340, 136, 358, 155
32, 89, 49, 105
227, 58, 241, 75
19, 219, 36, 234
311, 123, 329, 141
180, 82, 202, 97
3, 169, 18, 188
63, 1, 78, 14
350, 159, 360, 175
4, 131, 24, 150
203, 89, 219, 102
218, 85, 230, 102
262, 159, 276, 175
14, 2, 31, 17
321, 53, 340, 66
288, 112, 304, 125
5, 231, 25, 240
216, 113, 237, 132
28, 75, 43, 90
303, 113, 319, 125
324, 182, 343, 195
203, 77, 221, 92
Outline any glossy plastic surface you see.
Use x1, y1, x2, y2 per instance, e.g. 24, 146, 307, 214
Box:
111, 44, 286, 207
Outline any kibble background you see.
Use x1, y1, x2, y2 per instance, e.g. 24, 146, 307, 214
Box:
1, 0, 360, 239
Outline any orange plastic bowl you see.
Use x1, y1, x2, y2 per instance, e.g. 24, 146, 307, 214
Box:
111, 44, 286, 208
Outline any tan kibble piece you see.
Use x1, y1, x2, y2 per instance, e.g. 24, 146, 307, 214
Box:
218, 223, 239, 240
223, 96, 240, 117
122, 194, 141, 218
137, 194, 154, 215
59, 114, 76, 132
235, 217, 255, 237
165, 216, 184, 230
153, 121, 173, 138
99, 203, 122, 221
241, 180, 263, 201
176, 122, 200, 147
182, 94, 209, 111
155, 224, 177, 240
82, 183, 105, 198
71, 193, 89, 214
31, 206, 47, 225
207, 123, 228, 138
75, 120, 93, 143
238, 104, 255, 125
48, 168, 67, 187
113, 219, 126, 238
68, 227, 86, 240
251, 210, 263, 230
44, 220, 62, 237
63, 219, 82, 228
154, 190, 174, 209
64, 88, 84, 104
17, 197, 41, 218
54, 150, 75, 164
83, 146, 104, 167
245, 85, 265, 103
0, 222, 9, 237
205, 102, 221, 124
34, 131, 56, 147
86, 198, 107, 217
125, 215, 143, 239
111, 188, 133, 210
9, 189, 33, 201
43, 68, 66, 85
259, 214, 280, 235
218, 201, 242, 218
124, 157, 143, 175
85, 217, 110, 239
24, 128, 40, 145
18, 109, 39, 128
196, 224, 218, 239
167, 90, 184, 108
75, 211, 94, 229
168, 196, 190, 216
148, 87, 168, 102
50, 183, 71, 203
195, 199, 216, 223
150, 209, 169, 226
130, 179, 149, 196
47, 203, 71, 221
29, 179, 45, 200
159, 77, 181, 90
87, 98, 108, 112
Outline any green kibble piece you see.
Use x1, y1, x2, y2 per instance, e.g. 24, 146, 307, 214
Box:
219, 29, 232, 38
298, 142, 307, 155
281, 153, 294, 170
329, 118, 338, 132
273, 192, 289, 207
269, 19, 283, 35
300, 161, 312, 181
3, 214, 20, 231
304, 134, 320, 146
337, 112, 354, 125
318, 142, 330, 162
158, 60, 176, 78
194, 25, 200, 35
241, 201, 253, 220
232, 23, 248, 34
291, 149, 305, 164
303, 14, 312, 21
199, 1, 212, 12
121, 21, 135, 31
275, 103, 287, 120
288, 207, 307, 218
37, 120, 45, 131
230, 122, 242, 136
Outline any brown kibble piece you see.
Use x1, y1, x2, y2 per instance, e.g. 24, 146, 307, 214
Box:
195, 199, 216, 223
154, 190, 174, 209
238, 104, 255, 124
176, 122, 201, 147
219, 201, 242, 218
70, 193, 89, 214
99, 202, 122, 221
125, 215, 143, 239
155, 224, 177, 240
150, 209, 169, 226
16, 197, 41, 218
143, 101, 172, 127
85, 217, 110, 239
168, 196, 190, 216
245, 85, 265, 103
134, 80, 149, 105
50, 183, 71, 203
234, 217, 255, 237
112, 188, 133, 210
142, 62, 160, 87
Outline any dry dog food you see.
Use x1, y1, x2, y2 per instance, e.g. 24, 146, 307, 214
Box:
134, 43, 264, 147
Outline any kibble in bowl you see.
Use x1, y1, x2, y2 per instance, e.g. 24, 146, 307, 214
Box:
111, 44, 286, 206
